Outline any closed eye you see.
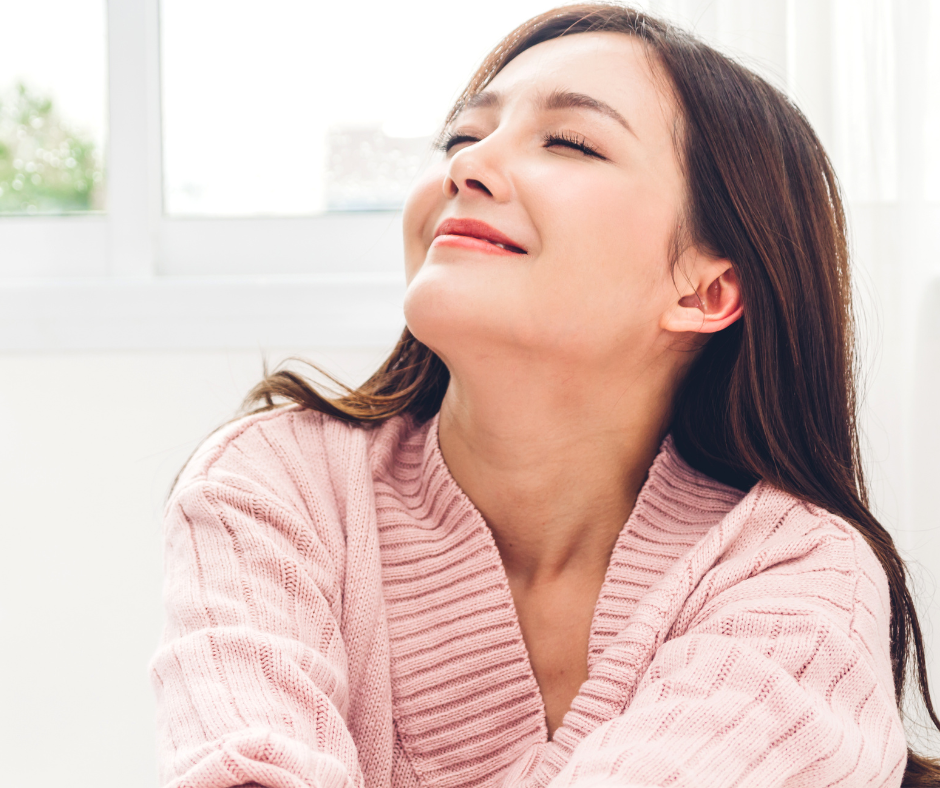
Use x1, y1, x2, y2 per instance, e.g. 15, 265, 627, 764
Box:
434, 130, 605, 159
435, 133, 479, 154
543, 131, 604, 159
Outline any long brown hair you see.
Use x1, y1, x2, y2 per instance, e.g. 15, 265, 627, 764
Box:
246, 5, 939, 780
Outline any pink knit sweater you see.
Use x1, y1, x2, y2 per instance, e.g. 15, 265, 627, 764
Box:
150, 407, 907, 788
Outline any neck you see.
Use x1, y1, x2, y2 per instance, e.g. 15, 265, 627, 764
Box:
437, 354, 679, 587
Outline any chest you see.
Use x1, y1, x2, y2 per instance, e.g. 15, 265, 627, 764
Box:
372, 508, 704, 788
508, 576, 605, 739
367, 429, 736, 788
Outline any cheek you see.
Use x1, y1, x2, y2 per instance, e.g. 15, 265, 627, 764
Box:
402, 165, 446, 283
527, 169, 678, 314
553, 175, 674, 261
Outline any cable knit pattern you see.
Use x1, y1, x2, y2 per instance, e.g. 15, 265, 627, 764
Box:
150, 407, 907, 788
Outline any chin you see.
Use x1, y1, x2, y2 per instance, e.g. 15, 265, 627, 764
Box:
402, 270, 465, 359
403, 266, 525, 363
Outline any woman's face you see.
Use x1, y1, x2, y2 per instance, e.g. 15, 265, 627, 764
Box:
402, 32, 687, 368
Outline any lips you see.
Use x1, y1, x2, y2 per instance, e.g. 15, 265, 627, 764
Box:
433, 218, 527, 254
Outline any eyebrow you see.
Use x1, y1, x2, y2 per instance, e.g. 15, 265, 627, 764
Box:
461, 88, 634, 135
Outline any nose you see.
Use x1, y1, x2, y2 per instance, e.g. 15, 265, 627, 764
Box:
442, 134, 513, 203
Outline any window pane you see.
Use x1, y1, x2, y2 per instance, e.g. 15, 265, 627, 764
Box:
0, 0, 108, 215
160, 0, 551, 217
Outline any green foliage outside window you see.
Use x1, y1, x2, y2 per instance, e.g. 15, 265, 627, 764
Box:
0, 83, 104, 214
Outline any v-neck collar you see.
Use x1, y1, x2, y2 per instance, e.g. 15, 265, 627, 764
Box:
371, 413, 746, 788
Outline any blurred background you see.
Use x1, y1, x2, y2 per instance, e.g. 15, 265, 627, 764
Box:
0, 0, 937, 784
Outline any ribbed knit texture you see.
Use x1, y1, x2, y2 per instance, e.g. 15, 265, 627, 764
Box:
150, 407, 907, 788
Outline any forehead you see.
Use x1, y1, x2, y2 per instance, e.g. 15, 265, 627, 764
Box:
478, 32, 677, 136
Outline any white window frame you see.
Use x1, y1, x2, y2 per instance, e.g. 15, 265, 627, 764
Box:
7, 0, 933, 352
0, 0, 406, 351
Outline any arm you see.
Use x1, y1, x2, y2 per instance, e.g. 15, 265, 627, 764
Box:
150, 462, 363, 788
548, 530, 908, 788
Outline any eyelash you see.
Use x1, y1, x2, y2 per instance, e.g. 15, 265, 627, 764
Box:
546, 131, 603, 158
435, 130, 603, 159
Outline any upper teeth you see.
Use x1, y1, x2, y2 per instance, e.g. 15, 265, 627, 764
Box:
493, 242, 507, 249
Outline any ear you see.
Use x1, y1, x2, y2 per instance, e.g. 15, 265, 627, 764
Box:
662, 259, 743, 334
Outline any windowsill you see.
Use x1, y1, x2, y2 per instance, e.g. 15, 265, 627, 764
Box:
0, 273, 406, 351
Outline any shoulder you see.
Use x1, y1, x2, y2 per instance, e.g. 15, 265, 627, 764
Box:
174, 406, 354, 489
706, 483, 892, 654
674, 482, 898, 713
646, 438, 888, 624
731, 482, 888, 591
170, 406, 416, 517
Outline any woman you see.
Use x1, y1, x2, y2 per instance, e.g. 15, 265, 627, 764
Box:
150, 5, 940, 787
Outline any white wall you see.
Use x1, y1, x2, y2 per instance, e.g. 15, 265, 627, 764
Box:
0, 346, 389, 787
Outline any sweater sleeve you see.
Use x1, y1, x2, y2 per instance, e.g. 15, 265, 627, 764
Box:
547, 523, 908, 788
149, 432, 364, 788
